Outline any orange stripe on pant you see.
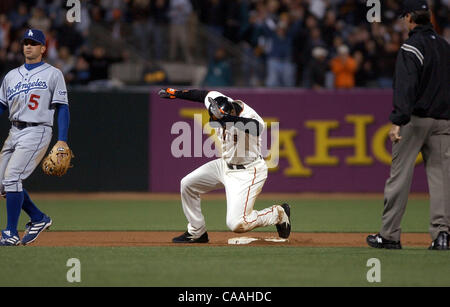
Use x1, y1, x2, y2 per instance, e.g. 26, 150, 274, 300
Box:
242, 167, 274, 224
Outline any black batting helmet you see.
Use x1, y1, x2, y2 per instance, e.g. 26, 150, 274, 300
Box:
208, 96, 235, 117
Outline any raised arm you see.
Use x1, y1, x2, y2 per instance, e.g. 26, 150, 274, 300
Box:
158, 88, 209, 103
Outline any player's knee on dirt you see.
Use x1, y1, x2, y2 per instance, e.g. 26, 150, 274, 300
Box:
227, 218, 249, 233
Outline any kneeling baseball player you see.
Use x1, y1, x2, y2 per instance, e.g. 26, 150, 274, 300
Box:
159, 88, 291, 243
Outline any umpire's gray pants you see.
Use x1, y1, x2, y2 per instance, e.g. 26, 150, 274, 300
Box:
380, 116, 450, 241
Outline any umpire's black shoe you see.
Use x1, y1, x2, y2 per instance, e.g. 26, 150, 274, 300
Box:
367, 233, 402, 249
428, 232, 449, 250
276, 203, 291, 239
172, 231, 209, 243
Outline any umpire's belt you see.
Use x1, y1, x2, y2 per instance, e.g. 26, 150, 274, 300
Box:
12, 121, 40, 130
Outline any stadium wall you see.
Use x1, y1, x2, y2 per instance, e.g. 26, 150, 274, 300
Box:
0, 89, 149, 192
0, 88, 427, 193
149, 88, 427, 193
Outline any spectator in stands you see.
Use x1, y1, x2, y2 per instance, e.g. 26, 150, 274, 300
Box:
293, 14, 320, 86
45, 28, 59, 63
57, 20, 84, 54
82, 46, 125, 81
168, 0, 193, 63
307, 46, 329, 89
45, 0, 68, 29
300, 27, 326, 88
5, 41, 23, 69
0, 40, 21, 79
0, 48, 8, 79
376, 30, 400, 88
8, 2, 29, 30
55, 46, 76, 76
66, 55, 91, 85
202, 47, 232, 87
150, 0, 170, 60
131, 0, 151, 54
1, 0, 448, 87
0, 14, 11, 50
309, 0, 327, 20
238, 6, 266, 86
354, 45, 377, 88
28, 7, 51, 33
321, 10, 338, 48
109, 8, 126, 41
360, 39, 379, 87
261, 14, 300, 87
197, 0, 227, 38
90, 4, 106, 24
432, 0, 450, 32
330, 44, 357, 89
223, 0, 244, 44
197, 0, 227, 60
337, 0, 367, 26
74, 3, 91, 37
330, 35, 345, 58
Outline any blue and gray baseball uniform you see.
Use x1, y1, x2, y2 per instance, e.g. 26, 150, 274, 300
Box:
0, 29, 70, 246
0, 62, 69, 192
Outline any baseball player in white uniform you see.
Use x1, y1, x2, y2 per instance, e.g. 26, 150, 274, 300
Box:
0, 29, 70, 246
159, 88, 291, 243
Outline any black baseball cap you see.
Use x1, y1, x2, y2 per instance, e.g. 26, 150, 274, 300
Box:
400, 0, 429, 17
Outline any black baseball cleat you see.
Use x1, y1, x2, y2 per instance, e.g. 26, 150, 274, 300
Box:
172, 231, 209, 243
276, 203, 291, 239
428, 231, 449, 250
366, 233, 402, 249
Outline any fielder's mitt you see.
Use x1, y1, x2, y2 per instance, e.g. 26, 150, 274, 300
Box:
42, 142, 74, 176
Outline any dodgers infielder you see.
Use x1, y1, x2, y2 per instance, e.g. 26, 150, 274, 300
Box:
159, 88, 291, 243
0, 29, 70, 246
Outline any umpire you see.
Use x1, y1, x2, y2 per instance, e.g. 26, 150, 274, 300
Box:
367, 0, 450, 250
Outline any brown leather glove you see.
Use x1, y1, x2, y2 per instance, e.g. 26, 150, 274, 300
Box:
42, 141, 74, 177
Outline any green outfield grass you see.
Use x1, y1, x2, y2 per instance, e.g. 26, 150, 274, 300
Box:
0, 197, 445, 287
1, 246, 449, 287
2, 198, 430, 232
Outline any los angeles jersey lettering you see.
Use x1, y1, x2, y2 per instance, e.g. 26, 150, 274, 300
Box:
0, 63, 68, 126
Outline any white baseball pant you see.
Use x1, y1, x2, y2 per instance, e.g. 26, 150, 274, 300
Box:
180, 158, 284, 237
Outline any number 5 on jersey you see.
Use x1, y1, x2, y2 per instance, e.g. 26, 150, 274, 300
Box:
28, 94, 40, 110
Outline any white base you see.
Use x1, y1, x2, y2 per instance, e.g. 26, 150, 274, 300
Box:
228, 237, 259, 245
227, 236, 289, 245
264, 237, 289, 243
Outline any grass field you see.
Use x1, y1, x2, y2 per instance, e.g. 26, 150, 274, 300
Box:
1, 196, 448, 287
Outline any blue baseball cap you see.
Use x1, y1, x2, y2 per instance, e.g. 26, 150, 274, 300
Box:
400, 0, 429, 17
21, 29, 46, 45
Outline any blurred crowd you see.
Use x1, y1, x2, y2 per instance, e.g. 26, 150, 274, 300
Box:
197, 0, 449, 88
0, 1, 130, 86
0, 0, 449, 88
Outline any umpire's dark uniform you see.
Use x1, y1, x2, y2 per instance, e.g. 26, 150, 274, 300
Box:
367, 0, 450, 249
379, 9, 450, 248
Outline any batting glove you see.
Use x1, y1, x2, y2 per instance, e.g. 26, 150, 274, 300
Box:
158, 88, 177, 99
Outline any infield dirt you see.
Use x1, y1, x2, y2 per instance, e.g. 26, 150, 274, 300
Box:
23, 231, 430, 247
